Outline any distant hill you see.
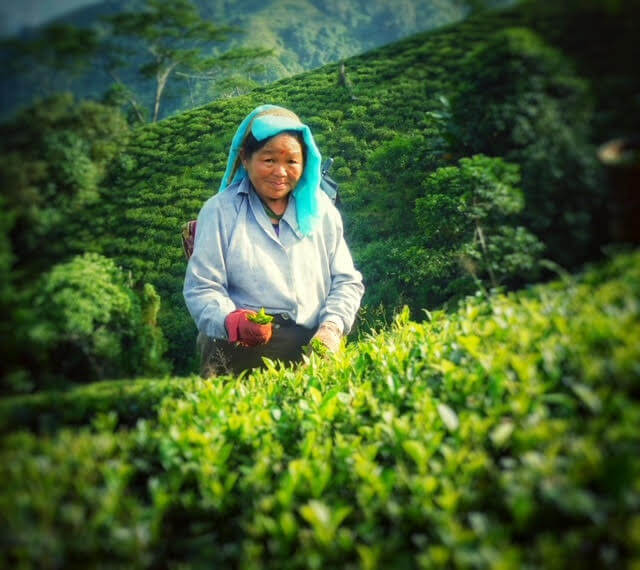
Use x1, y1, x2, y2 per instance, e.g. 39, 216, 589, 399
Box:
0, 0, 510, 121
43, 0, 635, 373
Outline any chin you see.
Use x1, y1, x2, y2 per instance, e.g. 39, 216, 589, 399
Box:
266, 188, 292, 200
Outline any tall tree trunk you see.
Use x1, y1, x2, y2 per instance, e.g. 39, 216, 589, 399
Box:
153, 63, 177, 123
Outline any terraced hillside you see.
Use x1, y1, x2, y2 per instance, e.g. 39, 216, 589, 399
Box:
70, 0, 639, 372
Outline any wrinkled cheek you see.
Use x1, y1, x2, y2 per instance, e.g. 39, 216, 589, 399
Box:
256, 165, 273, 178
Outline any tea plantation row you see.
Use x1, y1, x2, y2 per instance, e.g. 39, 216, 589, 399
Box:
2, 250, 639, 568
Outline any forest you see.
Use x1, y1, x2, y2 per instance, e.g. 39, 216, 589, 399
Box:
1, 0, 639, 567
0, 0, 507, 122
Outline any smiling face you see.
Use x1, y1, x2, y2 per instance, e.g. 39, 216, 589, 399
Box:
242, 132, 304, 206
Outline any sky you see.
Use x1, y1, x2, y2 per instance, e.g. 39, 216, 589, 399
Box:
0, 0, 100, 36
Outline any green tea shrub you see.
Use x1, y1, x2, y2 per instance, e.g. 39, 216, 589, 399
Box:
2, 251, 638, 568
0, 376, 200, 435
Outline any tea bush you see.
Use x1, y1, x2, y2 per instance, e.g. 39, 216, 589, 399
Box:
0, 376, 199, 435
2, 250, 638, 568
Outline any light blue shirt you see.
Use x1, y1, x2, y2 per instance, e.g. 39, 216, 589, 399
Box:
183, 178, 364, 340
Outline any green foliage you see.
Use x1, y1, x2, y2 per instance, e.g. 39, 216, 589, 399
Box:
2, 0, 638, 379
0, 0, 471, 122
0, 93, 129, 276
342, 132, 446, 242
0, 198, 17, 387
354, 236, 449, 315
460, 225, 544, 285
416, 155, 543, 287
347, 152, 543, 315
1, 251, 639, 568
451, 27, 591, 155
0, 95, 135, 392
43, 130, 100, 200
1, 23, 100, 97
449, 26, 604, 265
15, 253, 168, 389
303, 337, 331, 358
247, 307, 275, 325
102, 0, 272, 122
0, 376, 199, 435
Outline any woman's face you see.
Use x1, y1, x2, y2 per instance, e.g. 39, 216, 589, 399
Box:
242, 133, 304, 203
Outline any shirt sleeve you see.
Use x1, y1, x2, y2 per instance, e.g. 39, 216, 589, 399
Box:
318, 206, 365, 335
183, 198, 237, 339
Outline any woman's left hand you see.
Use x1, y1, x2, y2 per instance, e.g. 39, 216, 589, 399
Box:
311, 321, 342, 354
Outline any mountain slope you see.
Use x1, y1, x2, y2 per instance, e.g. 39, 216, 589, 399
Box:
55, 0, 639, 373
0, 0, 481, 121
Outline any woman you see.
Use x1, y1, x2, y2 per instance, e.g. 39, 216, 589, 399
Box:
183, 104, 364, 377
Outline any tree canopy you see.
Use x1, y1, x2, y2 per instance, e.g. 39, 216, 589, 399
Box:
102, 0, 271, 122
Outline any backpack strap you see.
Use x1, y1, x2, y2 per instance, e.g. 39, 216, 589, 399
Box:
320, 158, 339, 204
182, 219, 197, 260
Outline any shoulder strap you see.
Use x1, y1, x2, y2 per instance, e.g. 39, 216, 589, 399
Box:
182, 219, 197, 260
320, 158, 339, 204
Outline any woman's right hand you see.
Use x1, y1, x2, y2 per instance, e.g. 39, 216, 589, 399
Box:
225, 309, 273, 346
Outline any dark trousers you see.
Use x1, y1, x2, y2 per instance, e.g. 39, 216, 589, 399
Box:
197, 315, 315, 377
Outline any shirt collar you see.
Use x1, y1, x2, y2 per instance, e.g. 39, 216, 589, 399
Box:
282, 195, 303, 239
237, 176, 251, 195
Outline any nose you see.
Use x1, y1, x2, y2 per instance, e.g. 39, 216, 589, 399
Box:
274, 163, 287, 176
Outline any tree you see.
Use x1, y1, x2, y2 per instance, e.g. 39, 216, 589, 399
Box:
450, 27, 603, 267
0, 93, 130, 278
102, 0, 271, 122
1, 23, 100, 96
415, 154, 544, 289
24, 253, 168, 388
342, 132, 447, 242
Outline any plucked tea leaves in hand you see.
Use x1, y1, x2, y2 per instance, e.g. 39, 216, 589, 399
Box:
246, 307, 274, 324
303, 337, 331, 358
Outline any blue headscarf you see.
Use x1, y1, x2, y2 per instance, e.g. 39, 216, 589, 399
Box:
219, 104, 322, 236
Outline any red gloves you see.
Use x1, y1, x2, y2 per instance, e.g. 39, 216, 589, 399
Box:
225, 309, 273, 347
